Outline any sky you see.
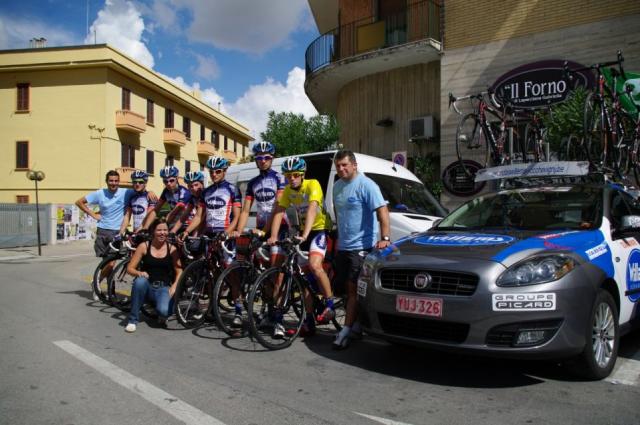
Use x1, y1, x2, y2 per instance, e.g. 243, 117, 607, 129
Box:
0, 0, 321, 140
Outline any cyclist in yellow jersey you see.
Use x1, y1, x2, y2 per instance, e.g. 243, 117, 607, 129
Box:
268, 156, 335, 337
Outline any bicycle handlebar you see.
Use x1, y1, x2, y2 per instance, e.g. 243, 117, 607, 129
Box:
274, 238, 309, 261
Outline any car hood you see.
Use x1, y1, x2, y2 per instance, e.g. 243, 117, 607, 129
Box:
380, 229, 612, 270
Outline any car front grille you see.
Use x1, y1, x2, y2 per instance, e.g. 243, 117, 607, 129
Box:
379, 269, 479, 296
378, 313, 469, 343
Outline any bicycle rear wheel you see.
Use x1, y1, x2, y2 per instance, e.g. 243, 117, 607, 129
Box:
584, 92, 610, 171
174, 259, 212, 328
456, 113, 489, 175
108, 258, 134, 310
213, 262, 256, 337
92, 255, 119, 303
524, 124, 546, 162
247, 267, 305, 350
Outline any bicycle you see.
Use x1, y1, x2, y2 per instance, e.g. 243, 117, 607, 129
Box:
173, 232, 234, 328
246, 238, 345, 350
91, 231, 133, 304
107, 232, 150, 310
449, 89, 525, 177
212, 232, 271, 337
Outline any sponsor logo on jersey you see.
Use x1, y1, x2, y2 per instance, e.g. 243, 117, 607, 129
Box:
131, 204, 146, 215
414, 234, 515, 246
206, 197, 227, 209
255, 188, 276, 203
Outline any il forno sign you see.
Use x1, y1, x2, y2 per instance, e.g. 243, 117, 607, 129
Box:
491, 60, 594, 109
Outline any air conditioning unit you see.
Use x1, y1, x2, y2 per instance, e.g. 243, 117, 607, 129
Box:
409, 116, 435, 140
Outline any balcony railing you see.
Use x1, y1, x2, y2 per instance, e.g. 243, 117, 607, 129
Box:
221, 150, 237, 163
115, 110, 146, 133
197, 140, 217, 157
305, 0, 441, 76
163, 128, 186, 147
116, 166, 136, 187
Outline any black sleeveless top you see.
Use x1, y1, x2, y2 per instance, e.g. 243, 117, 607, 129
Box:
141, 242, 173, 284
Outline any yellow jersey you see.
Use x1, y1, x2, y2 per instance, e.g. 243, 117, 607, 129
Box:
279, 179, 331, 231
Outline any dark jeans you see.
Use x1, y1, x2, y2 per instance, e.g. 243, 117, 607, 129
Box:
128, 277, 174, 325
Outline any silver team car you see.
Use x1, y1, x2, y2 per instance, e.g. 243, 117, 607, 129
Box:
357, 165, 640, 379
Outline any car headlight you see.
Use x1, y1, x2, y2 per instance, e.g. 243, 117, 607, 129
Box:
497, 254, 576, 287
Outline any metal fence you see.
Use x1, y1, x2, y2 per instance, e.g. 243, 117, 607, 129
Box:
0, 203, 51, 248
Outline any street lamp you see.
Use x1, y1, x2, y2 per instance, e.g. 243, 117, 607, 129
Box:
26, 170, 45, 256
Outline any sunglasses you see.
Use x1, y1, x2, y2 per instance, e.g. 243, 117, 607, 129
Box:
132, 180, 146, 185
284, 172, 304, 179
255, 155, 273, 161
210, 169, 225, 175
163, 178, 177, 184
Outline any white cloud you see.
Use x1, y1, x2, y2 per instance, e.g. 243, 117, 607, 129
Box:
0, 14, 78, 49
192, 53, 220, 81
168, 0, 309, 54
162, 67, 316, 141
86, 0, 154, 68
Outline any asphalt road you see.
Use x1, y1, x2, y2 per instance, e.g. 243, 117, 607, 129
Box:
1, 246, 639, 425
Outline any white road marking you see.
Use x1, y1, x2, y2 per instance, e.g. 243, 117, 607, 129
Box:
53, 340, 227, 425
0, 255, 33, 261
354, 412, 415, 425
607, 357, 640, 386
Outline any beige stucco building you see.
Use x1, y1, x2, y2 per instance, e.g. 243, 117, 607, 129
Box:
305, 0, 640, 208
1, 44, 253, 204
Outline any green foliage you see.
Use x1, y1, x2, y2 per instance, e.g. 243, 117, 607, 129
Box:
541, 87, 588, 153
260, 111, 340, 156
413, 153, 443, 199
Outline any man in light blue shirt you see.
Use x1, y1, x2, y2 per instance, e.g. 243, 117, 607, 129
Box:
332, 150, 390, 349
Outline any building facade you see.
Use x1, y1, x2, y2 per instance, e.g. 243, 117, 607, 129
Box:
1, 44, 253, 204
305, 0, 640, 208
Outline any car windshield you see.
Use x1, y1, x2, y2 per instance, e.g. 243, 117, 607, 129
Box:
436, 186, 602, 231
365, 173, 446, 216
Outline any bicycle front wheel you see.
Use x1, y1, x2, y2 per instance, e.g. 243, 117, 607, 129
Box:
584, 92, 607, 170
174, 259, 212, 328
213, 262, 256, 337
92, 255, 119, 304
247, 267, 305, 350
456, 114, 489, 174
108, 258, 134, 310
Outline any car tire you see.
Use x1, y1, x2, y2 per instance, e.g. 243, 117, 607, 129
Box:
567, 289, 619, 380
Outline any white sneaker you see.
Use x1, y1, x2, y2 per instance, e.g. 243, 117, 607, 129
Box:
332, 326, 351, 350
125, 323, 137, 333
273, 323, 285, 339
92, 291, 100, 302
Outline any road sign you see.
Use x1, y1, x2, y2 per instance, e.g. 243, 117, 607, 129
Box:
392, 151, 407, 167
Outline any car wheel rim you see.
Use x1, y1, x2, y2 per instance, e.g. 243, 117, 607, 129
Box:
592, 302, 615, 368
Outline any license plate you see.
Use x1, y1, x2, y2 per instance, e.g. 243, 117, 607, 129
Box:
396, 295, 443, 317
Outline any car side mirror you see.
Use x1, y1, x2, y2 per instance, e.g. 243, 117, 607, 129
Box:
620, 215, 640, 231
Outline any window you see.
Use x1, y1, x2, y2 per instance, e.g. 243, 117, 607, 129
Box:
211, 130, 218, 148
16, 141, 28, 169
16, 195, 29, 204
224, 135, 228, 150
146, 149, 154, 174
165, 155, 174, 166
121, 143, 135, 167
200, 124, 205, 141
165, 108, 174, 128
16, 83, 29, 111
121, 87, 131, 110
183, 117, 191, 139
146, 99, 154, 124
185, 160, 191, 173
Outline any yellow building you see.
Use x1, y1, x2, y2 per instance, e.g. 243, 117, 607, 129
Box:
0, 44, 253, 204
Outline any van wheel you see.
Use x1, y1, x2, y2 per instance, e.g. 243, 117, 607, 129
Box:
567, 289, 619, 380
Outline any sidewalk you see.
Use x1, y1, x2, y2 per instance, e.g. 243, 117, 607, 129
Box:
0, 240, 95, 261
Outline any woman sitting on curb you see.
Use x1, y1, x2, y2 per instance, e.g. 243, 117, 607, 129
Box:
125, 217, 181, 333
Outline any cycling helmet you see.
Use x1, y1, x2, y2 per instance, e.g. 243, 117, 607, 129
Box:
130, 170, 148, 182
160, 165, 179, 178
252, 141, 275, 156
184, 170, 205, 183
281, 156, 306, 173
207, 156, 230, 170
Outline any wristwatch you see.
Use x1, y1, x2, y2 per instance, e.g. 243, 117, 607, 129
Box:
382, 236, 390, 242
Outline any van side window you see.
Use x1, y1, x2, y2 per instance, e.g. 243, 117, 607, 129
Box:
610, 191, 632, 229
304, 157, 333, 194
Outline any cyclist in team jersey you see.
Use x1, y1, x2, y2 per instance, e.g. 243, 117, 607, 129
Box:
181, 156, 242, 324
268, 156, 335, 337
171, 170, 206, 235
119, 170, 156, 235
142, 165, 191, 229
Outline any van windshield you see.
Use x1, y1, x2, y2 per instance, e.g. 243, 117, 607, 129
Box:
365, 173, 446, 216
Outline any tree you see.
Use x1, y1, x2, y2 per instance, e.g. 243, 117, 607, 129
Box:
260, 111, 340, 156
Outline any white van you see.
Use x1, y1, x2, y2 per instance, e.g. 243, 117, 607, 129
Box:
225, 150, 447, 241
